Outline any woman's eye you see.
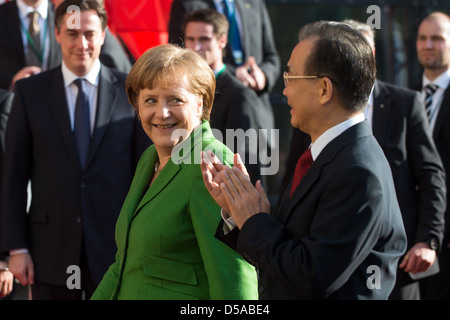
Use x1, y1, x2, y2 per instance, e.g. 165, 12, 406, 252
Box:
145, 98, 157, 104
170, 98, 184, 105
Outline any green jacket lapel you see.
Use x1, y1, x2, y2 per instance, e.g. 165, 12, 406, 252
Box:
132, 150, 181, 219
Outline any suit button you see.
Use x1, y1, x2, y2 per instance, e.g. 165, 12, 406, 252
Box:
76, 216, 82, 223
80, 181, 86, 189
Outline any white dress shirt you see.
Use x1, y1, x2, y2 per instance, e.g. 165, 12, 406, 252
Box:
61, 59, 101, 135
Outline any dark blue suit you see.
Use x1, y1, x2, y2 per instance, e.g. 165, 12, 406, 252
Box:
0, 65, 149, 287
283, 80, 446, 299
218, 120, 407, 299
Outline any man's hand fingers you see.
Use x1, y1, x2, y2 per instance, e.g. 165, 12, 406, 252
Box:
221, 167, 241, 197
255, 180, 270, 207
232, 166, 255, 194
220, 180, 235, 210
233, 153, 249, 178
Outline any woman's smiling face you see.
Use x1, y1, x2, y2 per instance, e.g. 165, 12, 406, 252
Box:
137, 73, 203, 155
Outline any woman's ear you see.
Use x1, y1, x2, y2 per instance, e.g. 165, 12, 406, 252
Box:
197, 97, 204, 118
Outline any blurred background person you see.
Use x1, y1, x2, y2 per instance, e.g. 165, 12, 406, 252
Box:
0, 0, 148, 299
182, 8, 263, 184
0, 0, 61, 90
169, 0, 280, 183
92, 44, 258, 300
0, 0, 133, 93
413, 11, 450, 300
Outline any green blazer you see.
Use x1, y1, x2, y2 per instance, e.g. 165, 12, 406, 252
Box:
91, 121, 258, 300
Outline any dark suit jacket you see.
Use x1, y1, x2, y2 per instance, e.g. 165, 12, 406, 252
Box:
211, 67, 262, 184
433, 86, 450, 244
0, 65, 149, 285
168, 0, 280, 141
218, 121, 407, 299
283, 81, 447, 289
0, 0, 61, 89
411, 81, 450, 245
0, 88, 13, 260
372, 81, 445, 247
0, 89, 13, 166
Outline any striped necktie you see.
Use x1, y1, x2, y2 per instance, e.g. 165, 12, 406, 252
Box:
424, 84, 438, 120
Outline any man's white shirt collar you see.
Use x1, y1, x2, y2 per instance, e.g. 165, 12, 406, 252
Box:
310, 113, 365, 161
61, 59, 101, 87
423, 68, 450, 90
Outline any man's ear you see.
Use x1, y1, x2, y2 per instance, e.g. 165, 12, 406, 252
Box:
99, 30, 106, 47
218, 34, 228, 50
319, 77, 333, 104
55, 26, 61, 44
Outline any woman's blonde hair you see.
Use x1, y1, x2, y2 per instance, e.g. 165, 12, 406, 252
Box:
126, 44, 216, 121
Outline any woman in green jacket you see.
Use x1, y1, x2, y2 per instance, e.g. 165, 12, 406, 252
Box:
91, 44, 258, 300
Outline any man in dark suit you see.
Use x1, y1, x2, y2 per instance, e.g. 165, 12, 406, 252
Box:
169, 0, 279, 156
202, 20, 407, 299
52, 0, 132, 74
0, 0, 132, 92
281, 19, 446, 300
183, 8, 263, 184
0, 0, 61, 90
413, 12, 450, 300
0, 0, 148, 299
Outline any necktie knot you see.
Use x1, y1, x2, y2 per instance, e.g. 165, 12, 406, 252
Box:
425, 83, 438, 96
73, 78, 85, 91
424, 83, 438, 120
28, 11, 40, 35
290, 148, 313, 198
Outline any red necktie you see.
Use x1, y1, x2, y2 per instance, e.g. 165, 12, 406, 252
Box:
290, 148, 313, 198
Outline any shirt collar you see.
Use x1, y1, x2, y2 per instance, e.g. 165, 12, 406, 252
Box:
61, 59, 101, 87
17, 0, 48, 21
423, 68, 450, 90
310, 113, 365, 161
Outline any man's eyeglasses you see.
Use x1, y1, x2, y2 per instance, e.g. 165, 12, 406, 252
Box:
283, 71, 321, 86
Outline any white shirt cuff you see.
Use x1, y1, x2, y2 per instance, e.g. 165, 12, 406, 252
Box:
221, 209, 237, 234
10, 248, 29, 256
